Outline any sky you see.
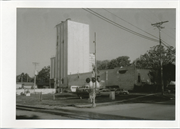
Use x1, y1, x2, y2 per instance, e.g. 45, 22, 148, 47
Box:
17, 8, 176, 77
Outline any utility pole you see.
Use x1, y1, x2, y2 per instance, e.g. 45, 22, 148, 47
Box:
92, 32, 97, 108
151, 21, 168, 95
32, 62, 39, 89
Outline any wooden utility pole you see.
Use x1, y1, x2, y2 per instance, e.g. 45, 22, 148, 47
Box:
92, 32, 97, 108
32, 62, 39, 89
151, 21, 168, 95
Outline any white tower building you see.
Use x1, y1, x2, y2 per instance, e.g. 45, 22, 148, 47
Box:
54, 19, 89, 88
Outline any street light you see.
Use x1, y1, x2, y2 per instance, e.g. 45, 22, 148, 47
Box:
32, 62, 39, 89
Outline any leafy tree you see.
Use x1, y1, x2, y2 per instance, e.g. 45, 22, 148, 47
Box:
134, 45, 175, 69
36, 66, 50, 86
116, 56, 131, 67
97, 60, 109, 70
97, 56, 131, 70
108, 59, 119, 69
133, 45, 175, 92
16, 73, 32, 82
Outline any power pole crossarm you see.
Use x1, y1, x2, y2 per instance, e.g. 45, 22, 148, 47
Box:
151, 21, 168, 26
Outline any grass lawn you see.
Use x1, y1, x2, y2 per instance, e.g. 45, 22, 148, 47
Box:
16, 92, 175, 107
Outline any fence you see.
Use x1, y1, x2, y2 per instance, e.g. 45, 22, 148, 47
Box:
16, 88, 56, 95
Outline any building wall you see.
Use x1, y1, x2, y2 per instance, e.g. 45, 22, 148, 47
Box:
68, 72, 92, 87
67, 20, 89, 75
66, 65, 150, 90
98, 66, 135, 90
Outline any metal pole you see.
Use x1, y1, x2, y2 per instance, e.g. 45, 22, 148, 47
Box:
92, 32, 97, 108
33, 62, 39, 89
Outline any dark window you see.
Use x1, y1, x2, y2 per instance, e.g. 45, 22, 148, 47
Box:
138, 73, 141, 83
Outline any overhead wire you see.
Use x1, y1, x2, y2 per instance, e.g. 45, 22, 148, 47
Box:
103, 8, 171, 47
137, 11, 172, 48
83, 8, 159, 43
147, 9, 175, 41
103, 8, 172, 48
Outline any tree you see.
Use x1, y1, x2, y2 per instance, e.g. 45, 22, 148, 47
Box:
116, 56, 131, 67
16, 73, 32, 82
97, 60, 109, 70
133, 45, 175, 92
108, 59, 118, 69
36, 66, 50, 87
134, 45, 175, 69
97, 56, 131, 70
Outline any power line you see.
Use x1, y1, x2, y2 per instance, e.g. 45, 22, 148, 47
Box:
147, 9, 175, 41
162, 30, 175, 40
132, 10, 172, 48
83, 8, 159, 43
103, 9, 157, 38
83, 8, 172, 48
102, 8, 171, 48
103, 8, 170, 47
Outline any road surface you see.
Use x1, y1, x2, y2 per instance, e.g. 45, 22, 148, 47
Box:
17, 109, 75, 119
16, 100, 175, 120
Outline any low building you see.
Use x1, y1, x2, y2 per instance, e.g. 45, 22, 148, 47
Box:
16, 82, 36, 89
66, 65, 151, 91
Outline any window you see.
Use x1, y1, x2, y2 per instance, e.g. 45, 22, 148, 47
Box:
138, 73, 141, 83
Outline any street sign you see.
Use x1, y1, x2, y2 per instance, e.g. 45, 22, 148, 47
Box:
92, 77, 96, 83
86, 78, 90, 83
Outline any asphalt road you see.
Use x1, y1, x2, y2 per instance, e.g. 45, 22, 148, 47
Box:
60, 100, 175, 120
17, 109, 75, 119
16, 100, 175, 120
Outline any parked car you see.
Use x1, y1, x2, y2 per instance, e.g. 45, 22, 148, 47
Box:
105, 85, 119, 91
99, 88, 111, 96
115, 89, 129, 95
76, 87, 100, 99
166, 81, 175, 93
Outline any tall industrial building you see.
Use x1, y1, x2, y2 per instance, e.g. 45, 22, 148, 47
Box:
51, 19, 90, 88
